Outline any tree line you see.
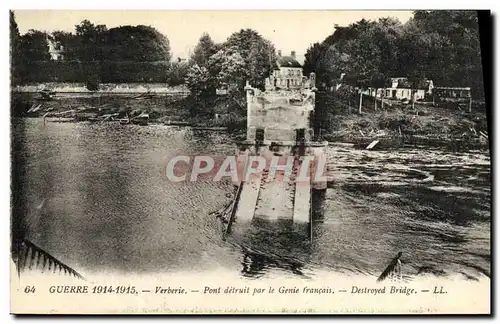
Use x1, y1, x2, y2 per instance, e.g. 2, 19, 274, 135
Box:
185, 29, 277, 114
10, 10, 485, 103
303, 10, 485, 100
10, 11, 172, 86
9, 11, 277, 97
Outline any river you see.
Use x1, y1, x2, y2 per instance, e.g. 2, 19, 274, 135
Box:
11, 118, 491, 281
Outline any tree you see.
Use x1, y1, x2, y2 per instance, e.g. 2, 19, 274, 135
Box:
185, 64, 217, 114
372, 17, 403, 78
209, 48, 248, 111
223, 29, 277, 89
102, 25, 171, 62
303, 42, 324, 77
315, 45, 349, 89
19, 29, 50, 62
168, 61, 190, 86
307, 10, 485, 116
10, 10, 20, 57
74, 20, 107, 89
338, 22, 382, 113
190, 33, 217, 67
406, 10, 484, 98
75, 19, 107, 62
185, 29, 278, 114
10, 10, 21, 85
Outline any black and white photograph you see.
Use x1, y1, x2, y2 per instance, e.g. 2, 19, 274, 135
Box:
8, 9, 491, 314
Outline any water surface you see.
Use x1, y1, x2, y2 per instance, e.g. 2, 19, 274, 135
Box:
12, 118, 491, 281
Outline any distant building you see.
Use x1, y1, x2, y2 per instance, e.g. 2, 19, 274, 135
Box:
432, 87, 471, 99
47, 38, 64, 61
386, 77, 433, 101
267, 50, 304, 90
365, 77, 434, 101
432, 87, 472, 109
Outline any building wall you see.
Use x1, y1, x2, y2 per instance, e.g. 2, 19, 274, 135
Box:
364, 87, 426, 101
384, 88, 426, 101
47, 39, 64, 61
49, 52, 64, 61
268, 67, 303, 90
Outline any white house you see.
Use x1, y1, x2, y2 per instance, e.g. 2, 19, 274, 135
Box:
47, 38, 65, 61
364, 77, 434, 101
267, 50, 304, 90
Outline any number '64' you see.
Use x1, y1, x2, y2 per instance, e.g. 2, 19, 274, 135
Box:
24, 286, 35, 293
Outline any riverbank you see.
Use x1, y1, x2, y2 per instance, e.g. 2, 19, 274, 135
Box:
11, 91, 246, 133
11, 92, 490, 150
13, 82, 189, 94
317, 97, 490, 151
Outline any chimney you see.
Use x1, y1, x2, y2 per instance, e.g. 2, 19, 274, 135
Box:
291, 51, 296, 59
278, 50, 282, 57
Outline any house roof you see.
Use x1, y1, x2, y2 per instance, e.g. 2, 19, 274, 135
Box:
434, 87, 471, 90
395, 79, 412, 88
277, 56, 302, 68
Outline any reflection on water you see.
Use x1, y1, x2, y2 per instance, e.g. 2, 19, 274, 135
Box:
230, 218, 313, 279
12, 119, 491, 281
241, 249, 307, 279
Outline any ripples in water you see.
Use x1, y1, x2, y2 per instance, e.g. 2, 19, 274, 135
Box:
12, 119, 491, 281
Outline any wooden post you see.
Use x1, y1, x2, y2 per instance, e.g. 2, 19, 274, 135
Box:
469, 97, 472, 113
359, 91, 363, 114
381, 90, 385, 110
411, 89, 415, 110
374, 88, 378, 111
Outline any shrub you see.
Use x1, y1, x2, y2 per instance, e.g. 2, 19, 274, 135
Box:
85, 74, 100, 91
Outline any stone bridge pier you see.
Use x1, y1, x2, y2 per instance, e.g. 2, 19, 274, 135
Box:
226, 75, 327, 235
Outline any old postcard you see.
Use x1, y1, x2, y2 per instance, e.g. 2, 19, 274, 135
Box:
9, 9, 491, 314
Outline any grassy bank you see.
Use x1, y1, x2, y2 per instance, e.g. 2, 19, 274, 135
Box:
11, 91, 490, 150
11, 92, 247, 136
316, 92, 490, 150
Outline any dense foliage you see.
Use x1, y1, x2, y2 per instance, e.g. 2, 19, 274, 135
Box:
10, 10, 21, 86
11, 10, 485, 101
190, 33, 218, 67
306, 11, 484, 99
12, 18, 173, 86
185, 29, 277, 114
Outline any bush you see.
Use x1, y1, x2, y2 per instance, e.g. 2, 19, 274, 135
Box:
85, 74, 100, 91
99, 61, 169, 83
18, 60, 171, 84
167, 61, 190, 86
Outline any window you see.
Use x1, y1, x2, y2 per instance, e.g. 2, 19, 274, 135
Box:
296, 128, 306, 141
256, 128, 265, 141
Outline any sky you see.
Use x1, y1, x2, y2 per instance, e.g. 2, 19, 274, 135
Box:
13, 10, 414, 63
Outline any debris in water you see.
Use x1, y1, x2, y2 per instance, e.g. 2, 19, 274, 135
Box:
35, 198, 46, 210
365, 140, 379, 150
377, 252, 403, 282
